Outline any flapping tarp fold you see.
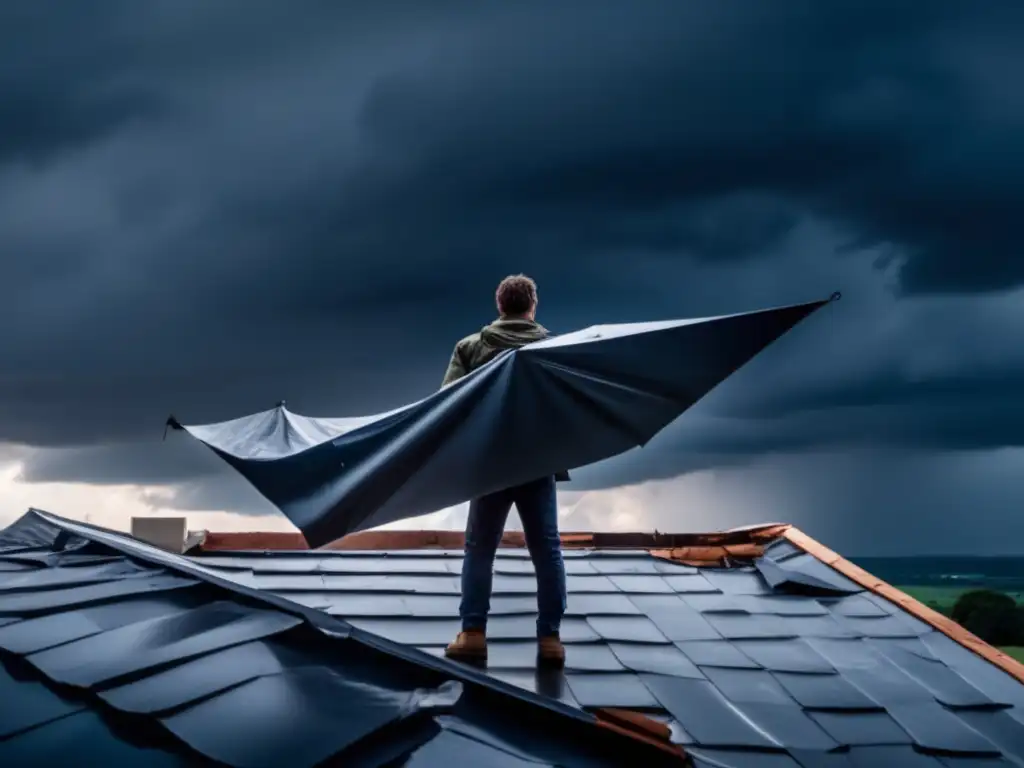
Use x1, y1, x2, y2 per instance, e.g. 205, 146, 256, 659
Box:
172, 295, 838, 547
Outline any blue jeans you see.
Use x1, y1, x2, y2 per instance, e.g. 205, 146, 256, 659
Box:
460, 475, 567, 637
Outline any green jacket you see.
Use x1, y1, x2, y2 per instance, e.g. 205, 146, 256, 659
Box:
441, 318, 550, 387
442, 317, 570, 482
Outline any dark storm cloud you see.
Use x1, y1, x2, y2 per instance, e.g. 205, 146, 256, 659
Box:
1, 0, 1022, 489
344, 0, 1024, 291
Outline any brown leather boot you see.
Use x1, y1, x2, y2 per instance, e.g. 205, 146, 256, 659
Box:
445, 629, 487, 661
537, 634, 565, 667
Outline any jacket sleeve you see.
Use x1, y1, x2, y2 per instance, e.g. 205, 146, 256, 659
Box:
441, 343, 468, 388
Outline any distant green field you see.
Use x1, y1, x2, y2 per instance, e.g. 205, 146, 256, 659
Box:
1001, 647, 1024, 663
898, 585, 1024, 615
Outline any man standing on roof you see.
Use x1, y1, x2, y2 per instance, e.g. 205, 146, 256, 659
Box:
441, 274, 568, 667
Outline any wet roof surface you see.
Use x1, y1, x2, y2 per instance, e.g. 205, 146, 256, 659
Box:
0, 511, 685, 767
195, 537, 1024, 767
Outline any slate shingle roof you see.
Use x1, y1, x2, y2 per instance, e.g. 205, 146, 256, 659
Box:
5, 507, 1024, 767
0, 509, 688, 767
192, 527, 1024, 767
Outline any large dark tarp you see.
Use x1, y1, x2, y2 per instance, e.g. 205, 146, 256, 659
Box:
172, 296, 836, 547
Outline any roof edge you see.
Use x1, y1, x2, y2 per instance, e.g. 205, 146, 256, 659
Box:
784, 527, 1024, 686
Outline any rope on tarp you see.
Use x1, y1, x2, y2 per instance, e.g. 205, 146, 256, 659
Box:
163, 415, 183, 441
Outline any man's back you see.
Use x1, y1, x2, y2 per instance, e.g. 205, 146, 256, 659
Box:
442, 317, 550, 386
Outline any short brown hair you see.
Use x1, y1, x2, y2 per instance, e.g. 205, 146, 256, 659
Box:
495, 274, 537, 317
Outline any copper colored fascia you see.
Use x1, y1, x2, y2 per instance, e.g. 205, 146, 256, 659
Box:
198, 527, 792, 554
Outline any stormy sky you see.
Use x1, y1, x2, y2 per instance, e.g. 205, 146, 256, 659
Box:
2, 1, 1023, 554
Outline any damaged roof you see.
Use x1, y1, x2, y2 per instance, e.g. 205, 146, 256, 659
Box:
0, 509, 690, 767
191, 524, 1024, 767
4, 510, 1024, 767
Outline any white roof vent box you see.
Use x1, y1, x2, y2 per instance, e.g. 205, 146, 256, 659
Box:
130, 516, 187, 553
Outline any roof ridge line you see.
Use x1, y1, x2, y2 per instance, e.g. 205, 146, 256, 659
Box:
784, 526, 1024, 685
193, 524, 792, 554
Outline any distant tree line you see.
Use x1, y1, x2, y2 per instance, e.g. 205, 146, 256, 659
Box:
950, 590, 1024, 647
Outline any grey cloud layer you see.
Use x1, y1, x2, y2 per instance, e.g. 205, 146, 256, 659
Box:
1, 1, 1022, 500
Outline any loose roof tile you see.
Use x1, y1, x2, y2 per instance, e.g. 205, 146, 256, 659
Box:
185, 523, 1024, 766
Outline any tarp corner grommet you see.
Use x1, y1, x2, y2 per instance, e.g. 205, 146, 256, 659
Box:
163, 414, 182, 441
829, 291, 842, 302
